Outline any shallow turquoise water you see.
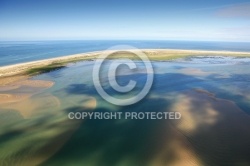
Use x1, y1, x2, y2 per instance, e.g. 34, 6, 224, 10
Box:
1, 57, 250, 166
34, 57, 250, 114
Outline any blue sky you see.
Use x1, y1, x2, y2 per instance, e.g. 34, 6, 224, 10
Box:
0, 0, 250, 41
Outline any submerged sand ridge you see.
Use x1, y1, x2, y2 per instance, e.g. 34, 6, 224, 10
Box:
0, 78, 54, 105
168, 89, 250, 165
0, 49, 250, 165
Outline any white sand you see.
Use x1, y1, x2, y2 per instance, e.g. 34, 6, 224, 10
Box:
1, 49, 250, 77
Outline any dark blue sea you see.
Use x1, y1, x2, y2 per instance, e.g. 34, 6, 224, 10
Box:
1, 40, 250, 165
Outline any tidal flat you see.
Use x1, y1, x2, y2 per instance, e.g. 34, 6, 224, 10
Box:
0, 51, 250, 166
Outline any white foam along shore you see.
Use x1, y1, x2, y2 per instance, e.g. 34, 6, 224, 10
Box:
1, 49, 250, 77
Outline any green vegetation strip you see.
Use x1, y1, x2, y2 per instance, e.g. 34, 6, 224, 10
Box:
26, 64, 65, 75
24, 51, 250, 76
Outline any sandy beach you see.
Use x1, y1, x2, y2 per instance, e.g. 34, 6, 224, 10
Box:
1, 48, 250, 112
1, 49, 250, 78
1, 48, 250, 165
2, 0, 250, 165
0, 51, 99, 78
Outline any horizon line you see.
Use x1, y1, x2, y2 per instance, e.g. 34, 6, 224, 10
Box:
1, 39, 250, 43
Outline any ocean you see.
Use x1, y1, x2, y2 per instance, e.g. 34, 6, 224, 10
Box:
1, 40, 250, 165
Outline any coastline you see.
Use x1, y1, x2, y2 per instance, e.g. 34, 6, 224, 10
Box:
1, 48, 250, 165
0, 48, 250, 79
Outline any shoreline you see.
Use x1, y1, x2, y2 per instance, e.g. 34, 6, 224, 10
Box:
1, 49, 250, 79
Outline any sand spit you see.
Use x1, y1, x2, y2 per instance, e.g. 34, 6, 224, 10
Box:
1, 49, 250, 77
0, 51, 100, 77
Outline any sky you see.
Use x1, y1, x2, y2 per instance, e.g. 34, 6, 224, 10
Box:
0, 0, 250, 41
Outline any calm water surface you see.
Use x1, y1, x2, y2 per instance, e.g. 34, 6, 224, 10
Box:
1, 57, 250, 165
1, 40, 250, 66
